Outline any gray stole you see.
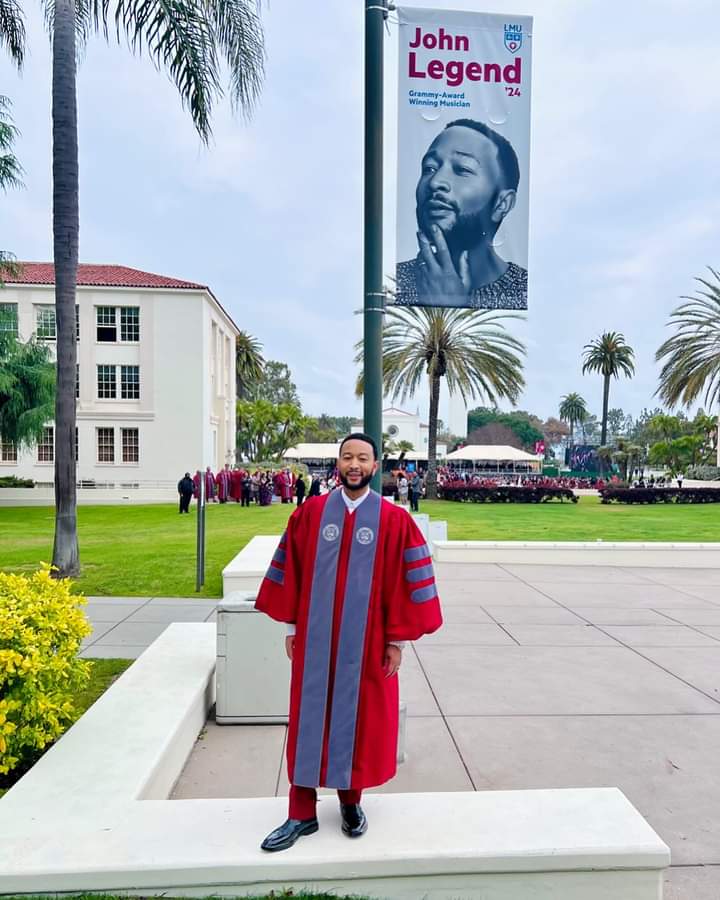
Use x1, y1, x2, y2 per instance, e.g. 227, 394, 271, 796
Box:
293, 488, 382, 789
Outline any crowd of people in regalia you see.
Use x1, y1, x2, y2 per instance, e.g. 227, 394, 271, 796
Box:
177, 465, 311, 513
436, 467, 608, 491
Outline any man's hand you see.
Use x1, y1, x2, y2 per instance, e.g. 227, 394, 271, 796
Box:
285, 636, 294, 661
383, 643, 402, 678
416, 225, 471, 304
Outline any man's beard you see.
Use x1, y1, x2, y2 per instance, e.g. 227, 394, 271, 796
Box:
418, 200, 495, 252
339, 471, 373, 491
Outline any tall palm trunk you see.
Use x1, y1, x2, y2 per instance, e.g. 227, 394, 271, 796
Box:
600, 373, 610, 446
425, 373, 441, 500
50, 0, 80, 576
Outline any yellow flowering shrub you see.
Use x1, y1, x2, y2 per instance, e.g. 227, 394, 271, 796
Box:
0, 567, 91, 776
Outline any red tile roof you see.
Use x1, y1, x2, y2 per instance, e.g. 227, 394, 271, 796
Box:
5, 263, 207, 290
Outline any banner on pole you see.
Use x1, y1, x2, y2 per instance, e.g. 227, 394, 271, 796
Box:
395, 7, 532, 310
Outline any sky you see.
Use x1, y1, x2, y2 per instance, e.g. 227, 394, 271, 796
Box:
2, 0, 719, 430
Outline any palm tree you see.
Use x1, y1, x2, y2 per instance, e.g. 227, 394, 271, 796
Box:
2, 0, 264, 576
558, 392, 588, 446
355, 307, 525, 499
0, 95, 23, 286
235, 330, 264, 400
656, 269, 720, 466
582, 332, 635, 446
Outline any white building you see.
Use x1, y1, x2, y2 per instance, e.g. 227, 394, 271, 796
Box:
352, 407, 447, 458
0, 263, 238, 487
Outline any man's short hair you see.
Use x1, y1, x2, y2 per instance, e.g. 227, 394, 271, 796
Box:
445, 118, 520, 192
339, 432, 378, 460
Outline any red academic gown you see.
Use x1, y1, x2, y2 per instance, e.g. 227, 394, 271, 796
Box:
230, 469, 243, 502
216, 469, 231, 502
255, 489, 442, 791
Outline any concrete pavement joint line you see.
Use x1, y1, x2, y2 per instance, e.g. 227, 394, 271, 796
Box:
274, 725, 289, 797
477, 607, 523, 646
650, 609, 720, 643
83, 595, 154, 649
410, 644, 478, 791
498, 564, 720, 710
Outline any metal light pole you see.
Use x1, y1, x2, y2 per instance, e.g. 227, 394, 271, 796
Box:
364, 0, 387, 491
195, 470, 206, 591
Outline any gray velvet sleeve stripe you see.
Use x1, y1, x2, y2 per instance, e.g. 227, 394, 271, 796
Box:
264, 565, 285, 586
273, 548, 286, 565
411, 583, 437, 604
404, 543, 430, 563
405, 563, 434, 583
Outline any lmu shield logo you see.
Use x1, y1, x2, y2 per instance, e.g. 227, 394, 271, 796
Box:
504, 23, 522, 53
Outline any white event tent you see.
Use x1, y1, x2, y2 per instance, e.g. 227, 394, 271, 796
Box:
445, 445, 542, 473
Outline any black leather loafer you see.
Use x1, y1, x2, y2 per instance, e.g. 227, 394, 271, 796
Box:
260, 817, 319, 852
340, 803, 367, 838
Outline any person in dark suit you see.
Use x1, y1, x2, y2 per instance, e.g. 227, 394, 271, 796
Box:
177, 472, 194, 514
296, 474, 306, 506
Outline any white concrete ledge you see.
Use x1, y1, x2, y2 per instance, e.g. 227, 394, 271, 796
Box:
0, 790, 669, 897
0, 623, 670, 898
0, 623, 216, 820
222, 535, 279, 593
434, 540, 720, 567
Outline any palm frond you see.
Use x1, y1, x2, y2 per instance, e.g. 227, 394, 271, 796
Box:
0, 0, 25, 67
656, 270, 720, 409
201, 0, 264, 116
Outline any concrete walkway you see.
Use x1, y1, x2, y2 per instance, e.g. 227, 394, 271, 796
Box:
83, 563, 720, 899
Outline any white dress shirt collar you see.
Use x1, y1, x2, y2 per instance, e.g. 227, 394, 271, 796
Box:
340, 486, 370, 514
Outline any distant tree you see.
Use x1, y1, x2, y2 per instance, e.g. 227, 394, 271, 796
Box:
467, 422, 524, 449
558, 392, 588, 445
467, 407, 543, 450
249, 360, 300, 406
579, 413, 601, 445
396, 440, 414, 453
303, 416, 338, 444
629, 407, 666, 446
0, 327, 55, 449
582, 332, 636, 446
542, 416, 569, 448
356, 307, 525, 499
236, 399, 307, 462
606, 407, 633, 441
235, 331, 264, 400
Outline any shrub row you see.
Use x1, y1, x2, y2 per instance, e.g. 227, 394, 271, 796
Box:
0, 476, 34, 488
439, 485, 578, 503
600, 487, 720, 504
0, 568, 91, 779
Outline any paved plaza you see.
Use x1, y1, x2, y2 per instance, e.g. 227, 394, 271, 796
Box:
83, 562, 720, 899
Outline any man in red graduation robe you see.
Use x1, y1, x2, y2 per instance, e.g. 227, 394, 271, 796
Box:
255, 433, 442, 852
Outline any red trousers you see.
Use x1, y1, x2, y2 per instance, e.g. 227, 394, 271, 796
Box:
289, 785, 362, 820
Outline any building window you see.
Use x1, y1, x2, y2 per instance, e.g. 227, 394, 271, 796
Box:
1, 439, 17, 462
75, 304, 80, 341
38, 426, 54, 462
75, 426, 79, 462
36, 306, 56, 340
96, 306, 117, 342
97, 427, 114, 463
96, 306, 140, 343
120, 307, 140, 342
76, 364, 80, 400
0, 304, 18, 336
121, 428, 139, 463
97, 365, 117, 399
120, 365, 140, 400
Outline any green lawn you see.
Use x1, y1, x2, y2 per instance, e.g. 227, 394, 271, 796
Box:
1, 496, 718, 598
